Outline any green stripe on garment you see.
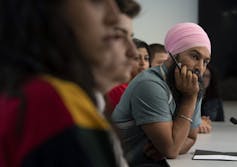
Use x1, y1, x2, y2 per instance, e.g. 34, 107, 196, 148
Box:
22, 126, 117, 167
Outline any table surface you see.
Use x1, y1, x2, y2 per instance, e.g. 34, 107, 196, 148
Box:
167, 122, 237, 167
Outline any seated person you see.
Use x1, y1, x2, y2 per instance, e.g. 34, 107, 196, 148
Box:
0, 0, 141, 166
198, 65, 224, 133
149, 43, 169, 67
105, 38, 150, 117
112, 22, 212, 166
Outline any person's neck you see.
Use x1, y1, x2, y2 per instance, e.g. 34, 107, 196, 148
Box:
93, 69, 117, 94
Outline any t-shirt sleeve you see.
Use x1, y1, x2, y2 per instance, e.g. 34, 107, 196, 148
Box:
191, 98, 202, 129
130, 80, 173, 126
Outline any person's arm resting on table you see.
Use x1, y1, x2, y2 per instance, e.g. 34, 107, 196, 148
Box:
142, 66, 199, 159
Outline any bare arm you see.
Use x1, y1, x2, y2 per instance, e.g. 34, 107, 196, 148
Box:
142, 95, 197, 159
142, 66, 200, 159
179, 128, 198, 154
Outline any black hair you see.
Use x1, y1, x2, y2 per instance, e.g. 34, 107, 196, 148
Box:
0, 0, 96, 102
133, 38, 151, 65
0, 0, 98, 136
202, 64, 221, 101
115, 0, 141, 18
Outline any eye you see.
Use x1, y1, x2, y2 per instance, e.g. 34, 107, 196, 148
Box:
115, 32, 126, 40
133, 56, 139, 61
204, 60, 210, 66
191, 53, 199, 60
144, 55, 150, 61
114, 28, 128, 42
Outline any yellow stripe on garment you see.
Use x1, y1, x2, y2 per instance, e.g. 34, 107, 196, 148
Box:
42, 75, 110, 130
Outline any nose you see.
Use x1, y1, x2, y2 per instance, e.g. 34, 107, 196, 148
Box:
126, 39, 138, 59
104, 0, 120, 26
139, 56, 145, 65
195, 60, 205, 76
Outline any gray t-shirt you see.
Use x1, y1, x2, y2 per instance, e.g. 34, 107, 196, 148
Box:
112, 65, 201, 165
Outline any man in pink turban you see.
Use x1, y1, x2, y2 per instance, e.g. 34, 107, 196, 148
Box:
112, 22, 211, 166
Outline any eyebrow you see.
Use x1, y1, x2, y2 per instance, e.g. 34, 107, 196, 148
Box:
114, 27, 128, 36
191, 50, 211, 61
114, 26, 134, 37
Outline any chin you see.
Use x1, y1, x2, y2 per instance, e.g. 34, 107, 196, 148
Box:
114, 73, 131, 84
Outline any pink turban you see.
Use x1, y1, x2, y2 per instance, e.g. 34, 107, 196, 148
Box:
164, 22, 211, 56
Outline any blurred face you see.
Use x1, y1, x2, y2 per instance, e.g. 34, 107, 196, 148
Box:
64, 0, 120, 66
94, 13, 137, 92
177, 46, 211, 77
105, 14, 137, 82
131, 47, 150, 77
151, 52, 169, 67
203, 68, 211, 88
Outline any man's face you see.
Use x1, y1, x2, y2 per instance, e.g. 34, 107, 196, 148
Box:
64, 0, 120, 66
176, 46, 211, 77
167, 46, 210, 100
97, 14, 137, 85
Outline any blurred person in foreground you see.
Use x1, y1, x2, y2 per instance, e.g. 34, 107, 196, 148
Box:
105, 38, 150, 117
112, 22, 211, 166
95, 0, 141, 96
0, 0, 140, 166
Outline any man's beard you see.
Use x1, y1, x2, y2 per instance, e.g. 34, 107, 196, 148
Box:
166, 61, 205, 107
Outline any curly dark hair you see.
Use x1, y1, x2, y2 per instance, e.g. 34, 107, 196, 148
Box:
0, 0, 95, 102
133, 38, 151, 65
202, 64, 221, 101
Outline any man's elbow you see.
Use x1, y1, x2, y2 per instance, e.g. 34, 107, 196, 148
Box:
166, 153, 178, 159
163, 142, 193, 159
163, 148, 180, 159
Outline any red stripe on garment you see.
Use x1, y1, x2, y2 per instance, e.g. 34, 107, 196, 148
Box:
0, 77, 74, 167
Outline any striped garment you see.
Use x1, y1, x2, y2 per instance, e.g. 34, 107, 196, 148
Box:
0, 75, 120, 167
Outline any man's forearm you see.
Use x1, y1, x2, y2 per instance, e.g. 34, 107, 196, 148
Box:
179, 136, 196, 154
171, 96, 197, 154
179, 128, 198, 154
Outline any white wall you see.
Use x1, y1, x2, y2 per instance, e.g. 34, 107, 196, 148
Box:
133, 0, 198, 44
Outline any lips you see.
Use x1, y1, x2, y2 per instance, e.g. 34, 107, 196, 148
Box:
138, 68, 145, 72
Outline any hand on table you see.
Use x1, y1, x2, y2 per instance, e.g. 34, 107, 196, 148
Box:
198, 116, 212, 134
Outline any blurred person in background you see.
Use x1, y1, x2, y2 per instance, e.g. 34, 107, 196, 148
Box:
198, 64, 224, 133
149, 43, 169, 67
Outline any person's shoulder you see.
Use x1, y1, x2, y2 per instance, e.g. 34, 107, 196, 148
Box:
23, 76, 60, 99
131, 67, 164, 84
23, 76, 72, 113
22, 76, 74, 123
